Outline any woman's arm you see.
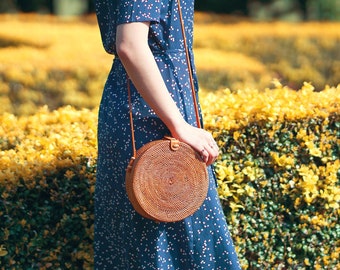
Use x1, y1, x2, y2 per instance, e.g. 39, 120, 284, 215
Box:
116, 22, 218, 165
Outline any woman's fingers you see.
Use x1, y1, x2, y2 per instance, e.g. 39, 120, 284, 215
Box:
199, 133, 219, 166
171, 123, 219, 166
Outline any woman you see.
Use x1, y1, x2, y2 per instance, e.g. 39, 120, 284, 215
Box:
94, 0, 241, 269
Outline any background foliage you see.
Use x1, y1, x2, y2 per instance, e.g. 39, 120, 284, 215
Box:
0, 12, 339, 270
0, 13, 339, 115
200, 83, 339, 269
0, 107, 96, 269
1, 0, 339, 21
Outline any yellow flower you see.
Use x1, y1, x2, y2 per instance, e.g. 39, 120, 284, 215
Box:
244, 185, 255, 197
219, 182, 233, 198
303, 192, 317, 204
297, 165, 320, 204
328, 202, 340, 209
259, 180, 268, 188
80, 212, 89, 221
20, 219, 27, 227
215, 166, 227, 181
305, 141, 322, 157
287, 258, 294, 265
270, 152, 295, 168
0, 245, 8, 257
233, 131, 241, 141
64, 170, 75, 180
314, 264, 322, 270
304, 258, 311, 266
310, 215, 329, 227
242, 166, 257, 181
262, 231, 269, 240
229, 202, 245, 212
330, 248, 340, 260
299, 214, 309, 222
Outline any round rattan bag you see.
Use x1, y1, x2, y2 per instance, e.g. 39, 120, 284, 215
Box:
125, 136, 209, 222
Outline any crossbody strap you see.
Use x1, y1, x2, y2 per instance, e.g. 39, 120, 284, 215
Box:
127, 0, 201, 159
176, 0, 201, 129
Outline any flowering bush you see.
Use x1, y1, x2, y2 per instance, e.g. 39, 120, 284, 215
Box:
0, 14, 110, 116
1, 83, 339, 269
194, 13, 340, 92
0, 13, 339, 269
0, 106, 97, 269
201, 82, 340, 269
0, 14, 339, 115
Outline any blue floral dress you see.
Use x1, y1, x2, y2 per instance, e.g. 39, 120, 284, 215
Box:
94, 0, 241, 269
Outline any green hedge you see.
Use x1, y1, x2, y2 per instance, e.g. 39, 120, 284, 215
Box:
0, 162, 94, 269
0, 107, 97, 269
215, 115, 339, 269
0, 84, 339, 269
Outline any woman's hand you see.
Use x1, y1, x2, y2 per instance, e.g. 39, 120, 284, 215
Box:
171, 122, 219, 166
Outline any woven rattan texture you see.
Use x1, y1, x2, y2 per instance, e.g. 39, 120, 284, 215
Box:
126, 138, 208, 222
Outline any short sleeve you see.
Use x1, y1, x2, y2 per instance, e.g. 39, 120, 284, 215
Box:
95, 0, 162, 54
117, 0, 162, 24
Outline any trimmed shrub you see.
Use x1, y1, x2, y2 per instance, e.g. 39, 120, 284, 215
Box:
0, 107, 96, 269
201, 82, 339, 269
1, 83, 339, 269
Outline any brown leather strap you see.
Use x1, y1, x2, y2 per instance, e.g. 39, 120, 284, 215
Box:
127, 0, 201, 158
127, 76, 137, 158
177, 0, 201, 129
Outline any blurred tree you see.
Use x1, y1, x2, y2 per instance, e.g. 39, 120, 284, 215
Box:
15, 0, 53, 13
16, 0, 41, 12
46, 0, 54, 13
0, 0, 16, 13
14, 0, 90, 14
314, 0, 339, 20
88, 0, 95, 13
2, 0, 338, 21
196, 0, 338, 21
195, 0, 249, 15
298, 0, 308, 20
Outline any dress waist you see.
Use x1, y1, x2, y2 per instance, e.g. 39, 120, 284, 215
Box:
114, 48, 191, 58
